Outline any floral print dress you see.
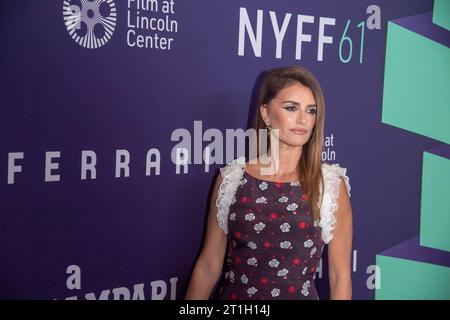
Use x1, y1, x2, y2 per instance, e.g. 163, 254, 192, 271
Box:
214, 157, 351, 300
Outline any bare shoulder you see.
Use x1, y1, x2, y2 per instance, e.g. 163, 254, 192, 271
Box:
245, 158, 264, 177
245, 161, 256, 174
214, 169, 224, 190
337, 176, 351, 211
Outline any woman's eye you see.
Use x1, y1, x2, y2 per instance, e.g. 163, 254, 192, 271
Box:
284, 106, 297, 111
307, 109, 317, 114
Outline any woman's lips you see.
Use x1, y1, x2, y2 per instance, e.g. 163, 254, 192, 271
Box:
290, 129, 308, 135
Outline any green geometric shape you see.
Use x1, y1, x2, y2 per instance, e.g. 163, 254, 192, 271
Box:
382, 21, 450, 144
375, 255, 450, 299
433, 0, 450, 31
420, 151, 450, 252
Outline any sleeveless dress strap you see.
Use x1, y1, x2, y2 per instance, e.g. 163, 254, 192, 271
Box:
215, 157, 246, 234
318, 163, 351, 244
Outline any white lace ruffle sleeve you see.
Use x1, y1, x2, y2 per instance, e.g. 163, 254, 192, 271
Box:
318, 163, 351, 244
215, 156, 246, 234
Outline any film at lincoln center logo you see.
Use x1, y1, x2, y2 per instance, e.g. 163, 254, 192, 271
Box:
63, 0, 117, 49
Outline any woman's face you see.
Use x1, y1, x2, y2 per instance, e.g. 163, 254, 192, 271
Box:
260, 82, 317, 148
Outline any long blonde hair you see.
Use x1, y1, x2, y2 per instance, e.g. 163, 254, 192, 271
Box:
252, 66, 325, 221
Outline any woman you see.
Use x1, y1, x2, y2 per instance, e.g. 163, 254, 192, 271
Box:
185, 66, 353, 300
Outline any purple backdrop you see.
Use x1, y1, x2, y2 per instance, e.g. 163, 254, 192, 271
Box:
0, 0, 439, 299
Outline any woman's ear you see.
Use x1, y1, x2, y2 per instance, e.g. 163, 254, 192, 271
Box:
260, 104, 269, 124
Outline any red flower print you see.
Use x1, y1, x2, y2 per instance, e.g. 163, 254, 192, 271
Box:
235, 256, 241, 263
242, 196, 248, 203
293, 258, 300, 265
298, 222, 306, 229
301, 194, 309, 202
261, 278, 268, 284
288, 286, 296, 293
231, 293, 237, 300
270, 212, 277, 219
275, 182, 281, 188
235, 231, 241, 238
264, 242, 271, 248
311, 267, 316, 272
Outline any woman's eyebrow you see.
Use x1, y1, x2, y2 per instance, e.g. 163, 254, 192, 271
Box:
281, 100, 317, 108
281, 100, 300, 105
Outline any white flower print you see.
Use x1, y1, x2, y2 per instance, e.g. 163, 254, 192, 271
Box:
269, 259, 280, 268
247, 257, 258, 266
255, 196, 267, 204
278, 196, 288, 203
245, 213, 255, 221
229, 213, 236, 221
302, 266, 308, 275
280, 241, 292, 249
271, 288, 280, 297
247, 242, 257, 249
280, 222, 290, 233
241, 274, 248, 284
232, 240, 237, 248
247, 286, 258, 297
286, 203, 298, 211
254, 222, 266, 233
304, 239, 314, 248
229, 271, 235, 283
240, 178, 248, 186
231, 196, 236, 204
224, 271, 229, 279
290, 181, 300, 186
310, 247, 317, 256
259, 181, 268, 191
277, 268, 289, 277
301, 280, 311, 296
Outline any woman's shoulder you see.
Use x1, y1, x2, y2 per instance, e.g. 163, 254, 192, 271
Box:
219, 156, 246, 178
220, 157, 245, 183
215, 157, 246, 235
222, 156, 246, 168
319, 162, 352, 243
320, 161, 351, 198
320, 162, 348, 175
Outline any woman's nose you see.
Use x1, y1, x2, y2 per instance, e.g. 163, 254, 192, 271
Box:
297, 110, 306, 124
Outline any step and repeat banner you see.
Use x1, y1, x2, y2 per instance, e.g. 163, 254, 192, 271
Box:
1, 0, 447, 300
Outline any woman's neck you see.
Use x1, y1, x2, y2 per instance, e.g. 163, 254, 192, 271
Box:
259, 146, 302, 179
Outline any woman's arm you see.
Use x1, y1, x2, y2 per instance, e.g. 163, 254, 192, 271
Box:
327, 176, 353, 300
185, 174, 228, 300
